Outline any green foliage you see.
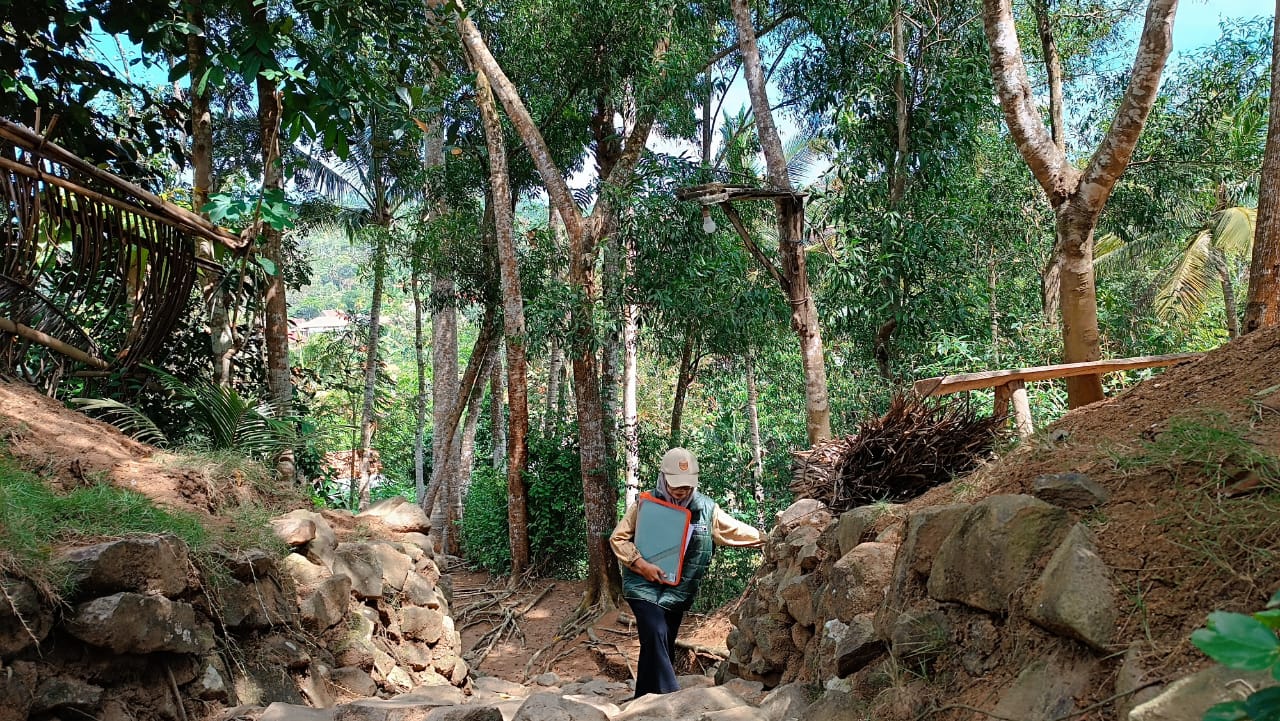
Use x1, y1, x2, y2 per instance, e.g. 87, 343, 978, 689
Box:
1192, 590, 1280, 721
0, 453, 208, 593
460, 466, 512, 574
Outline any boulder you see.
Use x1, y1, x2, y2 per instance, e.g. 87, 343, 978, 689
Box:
261, 703, 338, 721
927, 495, 1071, 613
0, 576, 52, 657
793, 690, 854, 721
302, 576, 353, 631
561, 695, 622, 717
262, 634, 312, 670
399, 533, 436, 558
991, 652, 1092, 721
368, 542, 414, 591
31, 676, 103, 715
403, 573, 440, 608
701, 708, 768, 721
816, 543, 895, 623
273, 517, 318, 547
758, 683, 812, 721
775, 500, 832, 535
513, 693, 609, 721
1032, 473, 1109, 510
833, 613, 883, 677
752, 613, 798, 662
301, 664, 336, 708
358, 497, 433, 534
235, 663, 307, 706
778, 574, 819, 627
616, 687, 748, 721
284, 553, 332, 587
1115, 643, 1163, 721
222, 578, 291, 630
834, 505, 902, 558
329, 666, 379, 697
403, 607, 446, 644
473, 676, 530, 698
425, 707, 504, 721
878, 504, 967, 639
61, 535, 189, 598
0, 660, 35, 721
334, 544, 385, 599
889, 607, 949, 667
281, 510, 339, 568
188, 657, 234, 701
1025, 524, 1117, 651
66, 592, 214, 654
220, 548, 280, 583
1129, 666, 1278, 721
719, 679, 767, 705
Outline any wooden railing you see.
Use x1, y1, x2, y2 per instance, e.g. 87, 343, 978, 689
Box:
912, 353, 1202, 437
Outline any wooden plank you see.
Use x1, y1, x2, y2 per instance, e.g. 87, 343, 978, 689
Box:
913, 352, 1202, 397
993, 382, 1012, 420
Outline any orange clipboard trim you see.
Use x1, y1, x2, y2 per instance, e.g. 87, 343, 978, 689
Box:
635, 492, 692, 586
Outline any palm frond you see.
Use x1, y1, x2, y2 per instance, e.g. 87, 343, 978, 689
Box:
1210, 206, 1257, 259
70, 398, 170, 448
1153, 230, 1216, 320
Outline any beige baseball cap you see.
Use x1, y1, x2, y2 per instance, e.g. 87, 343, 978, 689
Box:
661, 447, 699, 487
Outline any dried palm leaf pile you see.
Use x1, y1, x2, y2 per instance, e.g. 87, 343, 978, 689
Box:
790, 393, 1006, 512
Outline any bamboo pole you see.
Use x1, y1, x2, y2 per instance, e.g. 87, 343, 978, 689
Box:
0, 317, 110, 369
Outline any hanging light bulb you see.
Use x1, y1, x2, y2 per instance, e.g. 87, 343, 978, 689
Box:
701, 206, 717, 235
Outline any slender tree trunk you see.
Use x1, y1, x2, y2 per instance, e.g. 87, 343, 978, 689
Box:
1219, 256, 1241, 339
476, 68, 530, 574
491, 352, 506, 467
250, 3, 293, 481
413, 262, 428, 505
430, 275, 459, 549
989, 240, 1000, 364
670, 326, 697, 446
890, 0, 909, 206
1244, 0, 1280, 332
600, 234, 623, 476
745, 353, 765, 528
1033, 0, 1067, 154
187, 6, 234, 389
622, 247, 640, 510
452, 352, 490, 557
544, 344, 563, 438
731, 0, 832, 443
355, 234, 388, 509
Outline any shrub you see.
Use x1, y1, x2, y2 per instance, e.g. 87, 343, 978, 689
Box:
1191, 589, 1280, 721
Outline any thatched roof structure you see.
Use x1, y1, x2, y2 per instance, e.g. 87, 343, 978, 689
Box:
0, 118, 242, 390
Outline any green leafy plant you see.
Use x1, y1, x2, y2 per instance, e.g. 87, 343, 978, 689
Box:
1191, 590, 1280, 721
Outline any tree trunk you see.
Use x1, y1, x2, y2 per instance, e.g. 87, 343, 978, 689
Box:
989, 240, 1000, 364
476, 67, 530, 574
355, 234, 387, 509
1219, 255, 1241, 339
670, 326, 696, 446
1033, 0, 1066, 154
452, 352, 491, 557
1244, 0, 1280, 332
745, 353, 765, 528
430, 275, 459, 547
187, 6, 234, 389
981, 0, 1178, 406
622, 250, 640, 510
491, 352, 506, 467
600, 234, 623, 482
413, 262, 428, 505
251, 2, 293, 482
731, 0, 833, 444
1056, 206, 1105, 405
544, 344, 564, 438
890, 0, 909, 206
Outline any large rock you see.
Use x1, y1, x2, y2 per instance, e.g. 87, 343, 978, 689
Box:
0, 660, 36, 721
220, 548, 281, 583
62, 535, 190, 598
336, 695, 456, 721
1032, 473, 1109, 510
877, 504, 967, 640
1129, 666, 1278, 721
889, 607, 949, 668
778, 574, 819, 627
31, 676, 103, 716
403, 607, 446, 644
1025, 524, 1117, 651
302, 576, 353, 631
404, 573, 440, 608
358, 497, 433, 534
834, 613, 883, 677
329, 666, 378, 697
0, 576, 52, 657
334, 544, 385, 599
66, 592, 214, 654
273, 517, 318, 547
284, 553, 333, 587
990, 652, 1092, 721
616, 687, 749, 721
282, 510, 339, 568
425, 707, 504, 721
261, 703, 338, 721
513, 693, 610, 721
816, 543, 895, 623
927, 495, 1071, 613
221, 578, 291, 630
775, 500, 832, 535
368, 542, 414, 591
235, 662, 307, 706
758, 683, 812, 721
188, 657, 233, 701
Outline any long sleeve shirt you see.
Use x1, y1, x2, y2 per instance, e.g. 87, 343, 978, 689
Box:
609, 498, 764, 568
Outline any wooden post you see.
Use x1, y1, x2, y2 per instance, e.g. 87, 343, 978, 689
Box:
1009, 379, 1034, 438
993, 383, 1012, 421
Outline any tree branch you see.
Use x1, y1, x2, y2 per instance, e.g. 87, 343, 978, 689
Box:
981, 0, 1075, 206
1076, 0, 1178, 209
721, 201, 788, 292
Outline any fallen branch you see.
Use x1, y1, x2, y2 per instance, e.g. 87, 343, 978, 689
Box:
675, 640, 728, 659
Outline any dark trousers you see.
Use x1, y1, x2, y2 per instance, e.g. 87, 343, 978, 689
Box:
628, 597, 685, 698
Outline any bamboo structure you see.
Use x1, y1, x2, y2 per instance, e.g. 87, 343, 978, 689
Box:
0, 118, 240, 391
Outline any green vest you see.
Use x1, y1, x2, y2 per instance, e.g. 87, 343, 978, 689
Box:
622, 492, 716, 612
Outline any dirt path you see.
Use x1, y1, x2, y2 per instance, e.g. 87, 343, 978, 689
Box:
452, 569, 737, 685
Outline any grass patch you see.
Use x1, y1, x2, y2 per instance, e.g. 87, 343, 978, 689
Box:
1111, 409, 1280, 487
0, 454, 209, 594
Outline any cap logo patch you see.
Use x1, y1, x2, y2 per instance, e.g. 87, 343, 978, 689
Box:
679, 460, 689, 471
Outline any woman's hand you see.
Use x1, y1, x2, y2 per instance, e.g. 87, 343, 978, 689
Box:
632, 558, 666, 583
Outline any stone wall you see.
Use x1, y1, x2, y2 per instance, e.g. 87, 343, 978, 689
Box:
722, 479, 1275, 721
0, 496, 467, 721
